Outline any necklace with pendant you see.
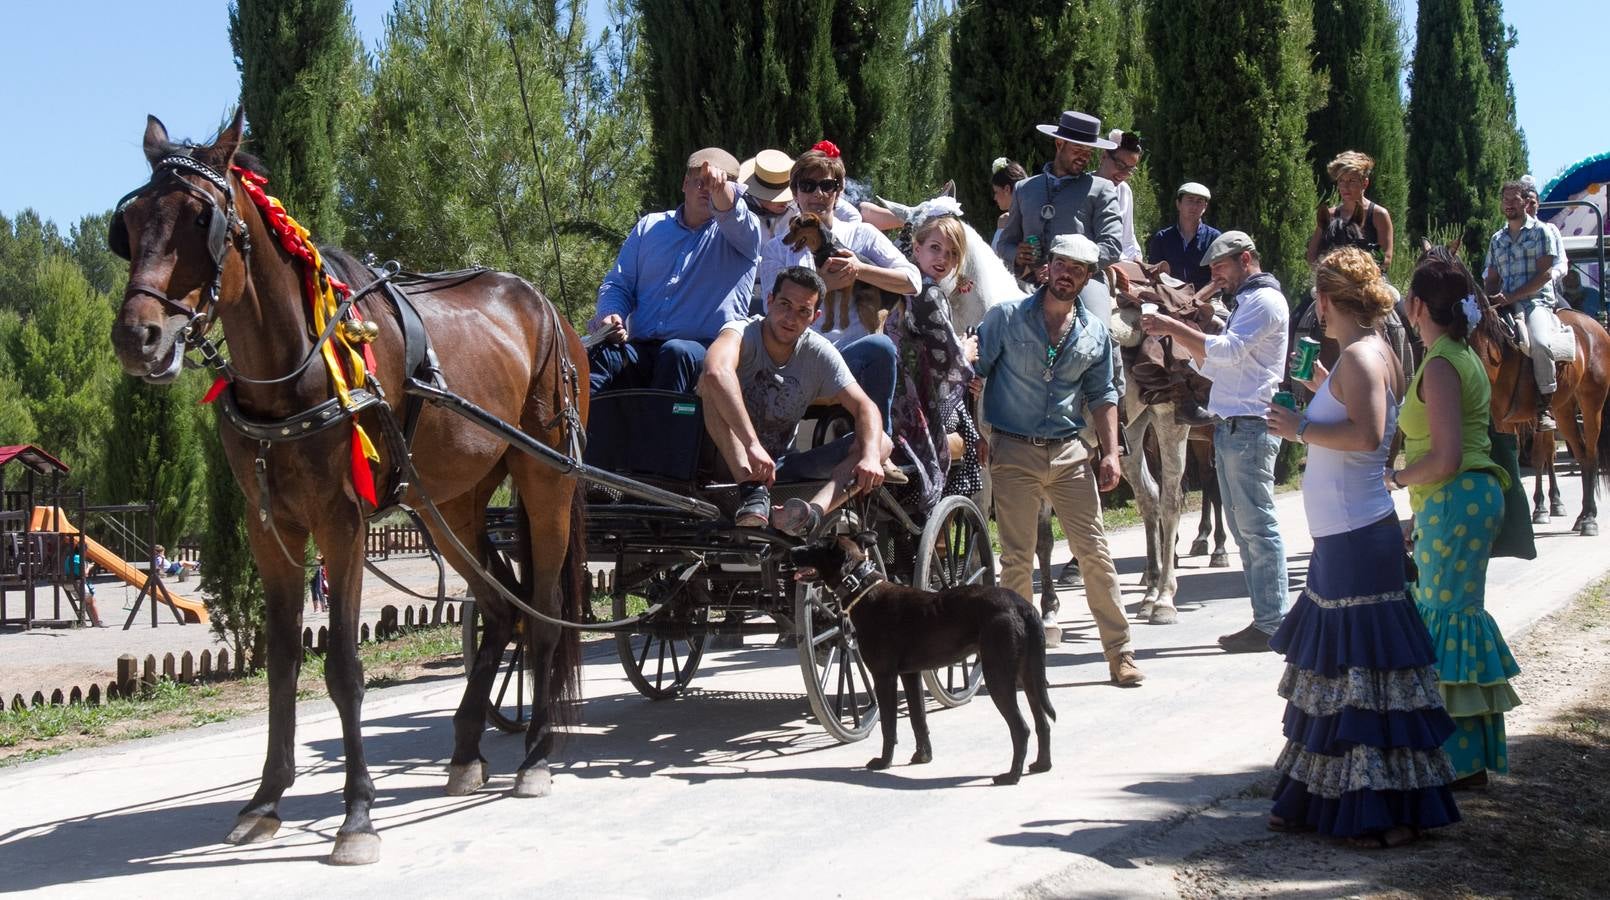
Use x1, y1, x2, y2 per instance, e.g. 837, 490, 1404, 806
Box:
1043, 312, 1076, 382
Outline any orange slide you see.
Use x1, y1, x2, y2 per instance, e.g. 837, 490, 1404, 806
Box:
28, 506, 209, 624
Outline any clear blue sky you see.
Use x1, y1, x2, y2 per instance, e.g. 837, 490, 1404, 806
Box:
2, 0, 1603, 230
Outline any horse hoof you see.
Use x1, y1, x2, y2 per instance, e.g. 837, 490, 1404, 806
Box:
1552, 503, 1568, 517
1582, 520, 1600, 537
1533, 510, 1551, 525
1136, 600, 1156, 621
445, 760, 487, 796
512, 766, 553, 798
225, 814, 281, 845
1189, 539, 1210, 557
1149, 605, 1179, 625
1210, 551, 1230, 569
329, 831, 381, 866
992, 771, 1022, 786
1028, 759, 1052, 774
1042, 622, 1063, 647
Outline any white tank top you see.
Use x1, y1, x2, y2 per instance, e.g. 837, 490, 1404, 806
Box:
1301, 366, 1399, 538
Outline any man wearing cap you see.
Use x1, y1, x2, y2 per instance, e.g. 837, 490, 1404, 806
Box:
1096, 129, 1145, 262
975, 232, 1143, 687
996, 110, 1123, 321
589, 147, 763, 395
1140, 231, 1291, 653
1147, 183, 1221, 291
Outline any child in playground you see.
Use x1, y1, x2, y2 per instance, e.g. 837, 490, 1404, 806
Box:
151, 545, 199, 580
309, 557, 328, 613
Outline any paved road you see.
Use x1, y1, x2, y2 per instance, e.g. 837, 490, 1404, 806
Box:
4, 469, 1605, 899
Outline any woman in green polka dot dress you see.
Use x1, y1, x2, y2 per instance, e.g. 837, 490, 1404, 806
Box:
1386, 247, 1521, 789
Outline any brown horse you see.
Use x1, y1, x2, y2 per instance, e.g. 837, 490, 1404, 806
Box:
108, 111, 589, 865
1471, 304, 1610, 536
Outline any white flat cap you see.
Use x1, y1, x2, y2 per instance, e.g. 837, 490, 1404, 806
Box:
1177, 182, 1211, 200
1049, 233, 1100, 266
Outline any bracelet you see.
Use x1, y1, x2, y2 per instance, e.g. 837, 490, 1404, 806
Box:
1295, 417, 1312, 444
1387, 469, 1404, 491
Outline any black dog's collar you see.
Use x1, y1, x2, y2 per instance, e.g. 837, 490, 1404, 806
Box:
839, 559, 885, 612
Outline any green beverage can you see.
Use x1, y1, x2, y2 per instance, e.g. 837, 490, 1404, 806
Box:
1272, 390, 1297, 411
1024, 234, 1041, 260
1292, 337, 1322, 380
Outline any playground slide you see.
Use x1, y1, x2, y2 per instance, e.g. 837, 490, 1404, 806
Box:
28, 506, 209, 624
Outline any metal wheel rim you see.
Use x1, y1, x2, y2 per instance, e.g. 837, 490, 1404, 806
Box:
615, 568, 708, 699
796, 582, 878, 742
917, 495, 994, 707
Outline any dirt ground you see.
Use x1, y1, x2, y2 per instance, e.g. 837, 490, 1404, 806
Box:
1171, 581, 1610, 900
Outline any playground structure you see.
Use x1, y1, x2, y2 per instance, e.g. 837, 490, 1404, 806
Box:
1, 444, 205, 630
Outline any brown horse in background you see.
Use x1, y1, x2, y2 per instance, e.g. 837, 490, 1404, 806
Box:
1472, 305, 1610, 536
108, 111, 589, 864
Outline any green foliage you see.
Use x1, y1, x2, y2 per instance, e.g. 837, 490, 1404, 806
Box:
199, 422, 267, 668
946, 0, 1126, 235
871, 0, 956, 204
229, 0, 362, 243
1145, 0, 1324, 292
1406, 0, 1521, 261
103, 375, 208, 547
344, 0, 649, 324
1307, 0, 1408, 241
1472, 0, 1527, 179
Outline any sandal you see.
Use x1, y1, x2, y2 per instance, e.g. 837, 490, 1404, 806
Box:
1349, 826, 1420, 849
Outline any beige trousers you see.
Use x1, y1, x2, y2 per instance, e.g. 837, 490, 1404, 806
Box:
990, 436, 1132, 659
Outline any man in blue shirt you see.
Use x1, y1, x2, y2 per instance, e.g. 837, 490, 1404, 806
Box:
589, 147, 763, 394
1484, 179, 1566, 430
976, 233, 1142, 687
1133, 181, 1222, 426
1146, 182, 1221, 290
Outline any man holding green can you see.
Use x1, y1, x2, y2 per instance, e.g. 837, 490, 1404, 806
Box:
1139, 230, 1291, 652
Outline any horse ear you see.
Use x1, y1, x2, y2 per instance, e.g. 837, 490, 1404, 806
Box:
142, 115, 170, 168
1419, 238, 1433, 255
1448, 235, 1463, 257
211, 107, 246, 163
940, 180, 956, 198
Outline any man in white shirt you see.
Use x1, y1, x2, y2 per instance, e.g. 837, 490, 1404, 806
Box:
757, 144, 917, 428
1140, 231, 1290, 652
1096, 129, 1144, 262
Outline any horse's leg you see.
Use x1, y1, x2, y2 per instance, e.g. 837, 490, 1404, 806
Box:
1120, 409, 1162, 614
225, 518, 309, 849
507, 456, 582, 798
1557, 400, 1598, 535
1035, 503, 1058, 617
1531, 430, 1552, 524
1204, 435, 1230, 567
1188, 442, 1212, 557
1149, 421, 1192, 624
315, 509, 383, 865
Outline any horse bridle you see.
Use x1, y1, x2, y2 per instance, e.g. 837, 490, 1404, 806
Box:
109, 154, 250, 350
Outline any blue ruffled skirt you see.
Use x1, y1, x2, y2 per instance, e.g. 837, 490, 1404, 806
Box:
1268, 515, 1460, 837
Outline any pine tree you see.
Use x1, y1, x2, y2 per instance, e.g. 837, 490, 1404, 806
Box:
345, 0, 649, 323
1307, 0, 1409, 248
945, 0, 1123, 235
1407, 0, 1501, 256
1146, 0, 1324, 290
229, 0, 361, 242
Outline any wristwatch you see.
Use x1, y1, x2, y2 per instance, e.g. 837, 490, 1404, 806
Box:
1387, 469, 1404, 491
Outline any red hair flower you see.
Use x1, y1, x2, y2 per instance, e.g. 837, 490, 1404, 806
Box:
811, 140, 841, 159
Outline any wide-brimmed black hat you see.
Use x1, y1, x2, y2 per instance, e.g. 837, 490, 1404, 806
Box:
1035, 111, 1119, 149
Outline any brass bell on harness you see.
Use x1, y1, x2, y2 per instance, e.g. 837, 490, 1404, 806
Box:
341, 319, 381, 344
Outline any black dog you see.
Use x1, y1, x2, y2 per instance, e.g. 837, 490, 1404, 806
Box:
790, 533, 1055, 784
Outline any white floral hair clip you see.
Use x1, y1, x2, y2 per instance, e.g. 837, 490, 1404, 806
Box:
1460, 294, 1483, 328
991, 157, 1010, 174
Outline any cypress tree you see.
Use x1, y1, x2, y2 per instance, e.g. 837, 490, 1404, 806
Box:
945, 0, 1123, 236
1307, 0, 1409, 245
831, 0, 917, 196
199, 424, 267, 668
1407, 0, 1499, 256
228, 0, 361, 242
1146, 0, 1323, 289
104, 377, 207, 548
1473, 0, 1528, 179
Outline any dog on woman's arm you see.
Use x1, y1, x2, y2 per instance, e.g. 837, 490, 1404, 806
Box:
789, 532, 1055, 785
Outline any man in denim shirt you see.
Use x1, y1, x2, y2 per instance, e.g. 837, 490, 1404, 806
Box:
976, 233, 1142, 687
1141, 231, 1290, 653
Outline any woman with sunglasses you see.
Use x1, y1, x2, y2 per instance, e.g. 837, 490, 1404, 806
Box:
1306, 150, 1395, 272
1095, 130, 1144, 262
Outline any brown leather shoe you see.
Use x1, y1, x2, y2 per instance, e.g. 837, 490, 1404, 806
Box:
1109, 652, 1144, 687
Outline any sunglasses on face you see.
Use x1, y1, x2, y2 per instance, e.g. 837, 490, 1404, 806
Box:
795, 178, 842, 195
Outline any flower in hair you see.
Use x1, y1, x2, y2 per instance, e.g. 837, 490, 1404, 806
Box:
812, 140, 841, 159
991, 157, 1010, 174
1460, 294, 1483, 328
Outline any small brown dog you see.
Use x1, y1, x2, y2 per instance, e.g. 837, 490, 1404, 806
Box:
784, 213, 900, 334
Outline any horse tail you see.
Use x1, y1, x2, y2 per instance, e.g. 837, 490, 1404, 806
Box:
537, 482, 586, 725
1595, 380, 1610, 500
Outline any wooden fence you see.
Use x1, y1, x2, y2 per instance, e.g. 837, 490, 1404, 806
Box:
3, 602, 462, 714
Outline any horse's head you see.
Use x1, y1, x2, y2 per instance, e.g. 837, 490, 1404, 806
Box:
109, 110, 249, 383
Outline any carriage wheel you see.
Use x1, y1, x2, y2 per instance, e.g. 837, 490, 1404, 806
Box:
796, 582, 879, 743
917, 495, 995, 707
461, 602, 533, 734
615, 567, 709, 700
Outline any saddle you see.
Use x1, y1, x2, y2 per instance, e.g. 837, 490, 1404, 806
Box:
1498, 304, 1576, 363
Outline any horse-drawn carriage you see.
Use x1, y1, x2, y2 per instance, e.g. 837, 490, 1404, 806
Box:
465, 387, 995, 743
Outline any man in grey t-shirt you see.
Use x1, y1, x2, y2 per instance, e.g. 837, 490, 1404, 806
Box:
699, 266, 897, 535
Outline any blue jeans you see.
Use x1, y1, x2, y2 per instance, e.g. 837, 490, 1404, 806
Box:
1214, 417, 1290, 634
837, 333, 895, 433
588, 339, 708, 395
776, 435, 856, 483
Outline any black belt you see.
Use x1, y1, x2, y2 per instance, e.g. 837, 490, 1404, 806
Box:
1222, 415, 1266, 433
993, 429, 1075, 447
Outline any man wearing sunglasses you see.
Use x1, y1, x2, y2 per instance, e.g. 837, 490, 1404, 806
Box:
1095, 130, 1144, 262
589, 147, 763, 396
757, 144, 917, 429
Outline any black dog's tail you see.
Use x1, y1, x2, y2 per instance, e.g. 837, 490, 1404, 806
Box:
1030, 614, 1057, 722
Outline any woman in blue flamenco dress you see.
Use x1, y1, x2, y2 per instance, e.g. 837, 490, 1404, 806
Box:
1266, 247, 1460, 847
